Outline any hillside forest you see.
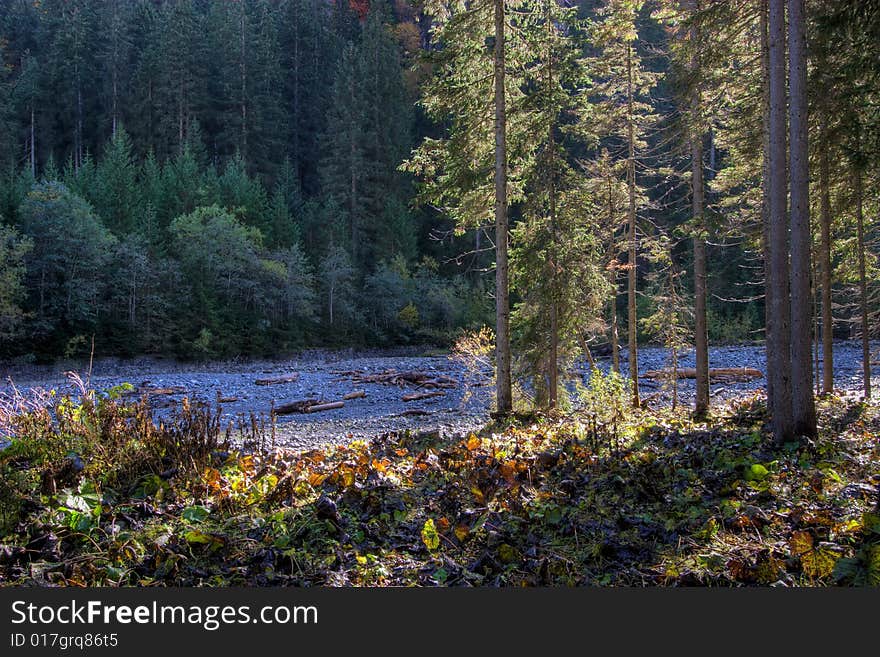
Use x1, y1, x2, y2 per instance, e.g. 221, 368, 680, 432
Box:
0, 0, 872, 375
0, 0, 878, 588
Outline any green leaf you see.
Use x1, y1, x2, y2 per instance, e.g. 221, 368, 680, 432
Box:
184, 530, 213, 544
745, 463, 769, 481
182, 505, 210, 523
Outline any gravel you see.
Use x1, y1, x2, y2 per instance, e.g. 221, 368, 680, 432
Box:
2, 341, 876, 452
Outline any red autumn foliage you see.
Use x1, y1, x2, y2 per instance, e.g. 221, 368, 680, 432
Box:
349, 0, 370, 20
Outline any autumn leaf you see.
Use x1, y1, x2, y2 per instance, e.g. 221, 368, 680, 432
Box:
801, 549, 837, 579
466, 434, 481, 451
454, 524, 470, 542
421, 519, 440, 551
790, 530, 813, 557
203, 467, 223, 494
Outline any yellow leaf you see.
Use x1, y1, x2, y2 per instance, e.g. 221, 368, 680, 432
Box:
466, 435, 481, 451
454, 524, 469, 542
421, 519, 440, 551
790, 530, 813, 557
801, 549, 836, 579
239, 455, 255, 473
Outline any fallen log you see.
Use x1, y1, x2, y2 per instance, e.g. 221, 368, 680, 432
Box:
255, 373, 299, 386
216, 396, 239, 404
402, 391, 446, 402
305, 401, 344, 413
343, 389, 366, 400
330, 369, 365, 377
274, 398, 320, 415
341, 369, 458, 389
148, 386, 186, 395
125, 385, 186, 397
642, 367, 763, 383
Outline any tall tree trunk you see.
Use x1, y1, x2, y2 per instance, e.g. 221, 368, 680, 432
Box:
692, 138, 709, 417
814, 274, 820, 395
788, 0, 816, 438
73, 4, 82, 171
112, 76, 118, 138
767, 0, 793, 443
494, 0, 512, 415
76, 81, 83, 170
690, 0, 709, 420
111, 0, 119, 138
854, 164, 872, 399
760, 0, 774, 411
610, 271, 620, 374
178, 80, 185, 154
29, 105, 35, 178
240, 3, 248, 159
626, 43, 639, 408
608, 173, 620, 374
818, 118, 834, 394
292, 9, 300, 168
547, 2, 558, 409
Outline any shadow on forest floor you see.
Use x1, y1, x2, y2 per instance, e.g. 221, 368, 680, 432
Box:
1, 389, 878, 586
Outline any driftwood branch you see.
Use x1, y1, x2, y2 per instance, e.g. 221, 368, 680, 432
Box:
402, 391, 446, 402
306, 401, 345, 413
337, 369, 457, 389
274, 398, 320, 415
255, 373, 299, 386
642, 367, 763, 383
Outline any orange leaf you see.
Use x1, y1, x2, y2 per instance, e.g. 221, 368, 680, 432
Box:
466, 435, 481, 451
203, 467, 223, 493
454, 524, 470, 542
437, 516, 451, 532
499, 461, 518, 484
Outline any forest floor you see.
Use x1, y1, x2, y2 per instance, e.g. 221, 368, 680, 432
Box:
1, 342, 877, 587
2, 341, 877, 452
0, 381, 877, 586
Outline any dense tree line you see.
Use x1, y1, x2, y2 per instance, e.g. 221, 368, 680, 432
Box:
0, 0, 876, 439
0, 1, 491, 359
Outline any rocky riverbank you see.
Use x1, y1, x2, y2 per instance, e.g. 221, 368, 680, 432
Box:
2, 341, 876, 451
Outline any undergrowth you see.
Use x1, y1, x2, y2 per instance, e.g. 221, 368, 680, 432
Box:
0, 383, 878, 587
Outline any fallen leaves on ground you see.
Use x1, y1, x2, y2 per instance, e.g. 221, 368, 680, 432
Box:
1, 392, 878, 587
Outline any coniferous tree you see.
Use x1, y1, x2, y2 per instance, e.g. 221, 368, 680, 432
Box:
588, 0, 661, 408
